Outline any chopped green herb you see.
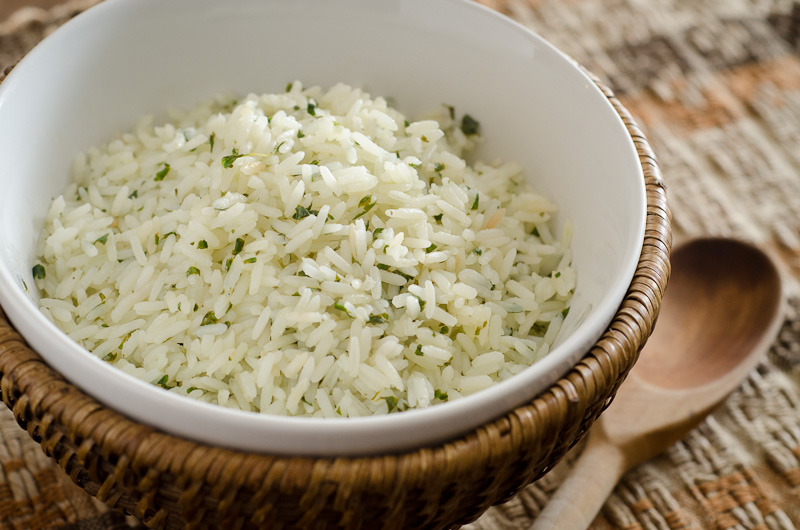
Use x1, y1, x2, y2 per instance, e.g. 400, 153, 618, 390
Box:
434, 162, 445, 173
421, 135, 428, 142
102, 352, 116, 362
155, 375, 170, 388
440, 325, 449, 334
186, 266, 200, 276
561, 307, 570, 318
201, 311, 218, 326
209, 133, 215, 151
414, 344, 423, 356
554, 271, 561, 278
32, 264, 45, 280
471, 193, 480, 210
372, 227, 384, 238
198, 240, 208, 249
532, 322, 549, 336
310, 159, 319, 165
434, 389, 449, 401
425, 244, 438, 253
460, 114, 481, 135
187, 386, 196, 393
154, 233, 160, 246
433, 213, 444, 222
221, 148, 243, 168
368, 313, 389, 324
297, 130, 305, 138
385, 396, 398, 411
358, 195, 373, 208
293, 205, 313, 220
334, 303, 352, 317
128, 190, 138, 199
225, 257, 233, 271
154, 163, 170, 181
307, 102, 317, 116
409, 162, 421, 170
377, 263, 390, 270
233, 237, 245, 255
193, 303, 199, 312
336, 406, 342, 415
244, 257, 257, 264
285, 82, 293, 92
472, 248, 483, 256
95, 234, 109, 245
404, 120, 410, 127
531, 227, 540, 237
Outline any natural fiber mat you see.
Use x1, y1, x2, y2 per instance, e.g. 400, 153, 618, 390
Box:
0, 0, 798, 528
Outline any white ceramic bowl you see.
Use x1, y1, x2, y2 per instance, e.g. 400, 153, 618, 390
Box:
0, 0, 645, 455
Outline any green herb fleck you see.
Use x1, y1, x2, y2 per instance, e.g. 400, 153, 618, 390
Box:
225, 257, 233, 271
95, 234, 109, 245
154, 233, 160, 246
336, 406, 342, 415
460, 114, 481, 135
353, 196, 376, 220
293, 205, 313, 220
368, 313, 389, 325
532, 322, 549, 337
154, 163, 170, 181
396, 270, 415, 282
102, 352, 116, 362
201, 311, 218, 326
221, 148, 243, 168
561, 307, 570, 318
187, 386, 196, 393
531, 227, 540, 237
193, 303, 199, 312
334, 303, 352, 317
471, 193, 480, 210
404, 120, 410, 128
433, 213, 443, 222
307, 102, 317, 116
440, 325, 449, 334
434, 389, 449, 401
297, 130, 305, 138
377, 263, 390, 270
209, 133, 215, 151
372, 227, 384, 238
434, 162, 445, 173
285, 82, 293, 92
155, 375, 170, 388
233, 237, 245, 255
425, 244, 437, 253
414, 344, 423, 356
128, 190, 138, 199
186, 266, 200, 276
198, 240, 208, 249
32, 264, 45, 280
244, 257, 257, 264
472, 248, 483, 256
385, 396, 398, 411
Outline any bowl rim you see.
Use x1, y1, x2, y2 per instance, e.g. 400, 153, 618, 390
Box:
0, 0, 648, 456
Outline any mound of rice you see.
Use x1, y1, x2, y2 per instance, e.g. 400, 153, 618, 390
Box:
33, 82, 575, 417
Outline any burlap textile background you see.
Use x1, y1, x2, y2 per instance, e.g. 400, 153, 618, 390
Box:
1, 0, 800, 528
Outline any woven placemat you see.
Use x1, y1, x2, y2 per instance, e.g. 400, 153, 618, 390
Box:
1, 1, 799, 529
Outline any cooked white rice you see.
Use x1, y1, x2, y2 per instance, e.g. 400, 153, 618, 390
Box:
33, 82, 575, 417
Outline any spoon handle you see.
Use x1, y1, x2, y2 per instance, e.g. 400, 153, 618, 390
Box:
528, 434, 628, 530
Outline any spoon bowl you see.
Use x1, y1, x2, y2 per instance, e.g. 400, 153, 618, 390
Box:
530, 237, 784, 530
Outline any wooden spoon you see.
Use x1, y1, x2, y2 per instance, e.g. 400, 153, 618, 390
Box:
529, 237, 784, 530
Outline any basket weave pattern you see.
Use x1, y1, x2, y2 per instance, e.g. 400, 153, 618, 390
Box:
0, 73, 669, 528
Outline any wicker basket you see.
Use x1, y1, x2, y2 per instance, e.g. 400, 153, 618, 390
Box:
0, 69, 669, 529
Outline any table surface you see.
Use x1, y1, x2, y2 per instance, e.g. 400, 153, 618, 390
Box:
2, 1, 800, 529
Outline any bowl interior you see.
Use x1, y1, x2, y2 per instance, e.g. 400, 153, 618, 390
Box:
0, 0, 645, 455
